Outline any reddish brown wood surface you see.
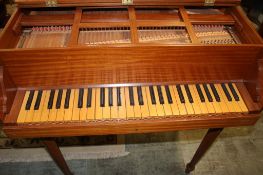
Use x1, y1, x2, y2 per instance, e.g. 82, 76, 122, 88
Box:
14, 0, 241, 8
0, 46, 261, 89
0, 67, 17, 123
3, 112, 260, 138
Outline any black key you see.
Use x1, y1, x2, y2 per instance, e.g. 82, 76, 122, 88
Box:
100, 88, 105, 107
184, 84, 193, 103
117, 87, 121, 106
176, 85, 185, 103
78, 88, 84, 108
196, 84, 205, 102
25, 90, 35, 110
137, 86, 144, 105
87, 88, 92, 107
157, 85, 164, 104
165, 85, 173, 104
109, 87, 113, 106
34, 90, 43, 110
221, 83, 232, 101
210, 84, 220, 102
56, 89, 63, 109
64, 89, 71, 109
203, 84, 213, 102
129, 87, 134, 106
149, 86, 156, 104
48, 90, 55, 109
228, 83, 239, 101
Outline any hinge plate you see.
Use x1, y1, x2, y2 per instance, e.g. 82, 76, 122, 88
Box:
122, 0, 133, 5
46, 0, 57, 7
204, 0, 215, 6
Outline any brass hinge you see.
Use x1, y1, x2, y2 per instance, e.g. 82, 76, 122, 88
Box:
122, 0, 133, 5
46, 0, 57, 7
204, 0, 215, 6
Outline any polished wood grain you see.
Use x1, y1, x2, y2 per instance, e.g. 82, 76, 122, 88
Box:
3, 112, 259, 138
15, 0, 241, 8
0, 45, 261, 89
20, 14, 74, 26
188, 14, 235, 24
0, 67, 17, 122
67, 8, 82, 46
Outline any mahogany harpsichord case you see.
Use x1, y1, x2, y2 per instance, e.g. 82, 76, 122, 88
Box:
0, 0, 262, 139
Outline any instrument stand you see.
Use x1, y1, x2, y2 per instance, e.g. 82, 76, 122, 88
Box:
185, 128, 223, 174
42, 139, 73, 175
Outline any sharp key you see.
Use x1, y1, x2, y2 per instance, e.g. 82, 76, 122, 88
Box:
157, 85, 164, 104
78, 88, 84, 108
232, 83, 248, 112
25, 90, 38, 123
196, 84, 205, 102
72, 89, 80, 121
34, 90, 43, 110
64, 89, 75, 121
228, 83, 239, 101
129, 86, 135, 106
149, 86, 156, 105
79, 89, 88, 120
207, 85, 222, 113
87, 88, 92, 108
109, 87, 113, 106
95, 88, 103, 120
117, 87, 121, 106
188, 85, 202, 114
100, 88, 105, 107
172, 85, 187, 115
153, 86, 165, 116
56, 89, 63, 109
111, 87, 118, 119
184, 85, 194, 103
87, 88, 96, 120
216, 84, 234, 112
25, 90, 34, 110
103, 88, 111, 119
40, 90, 51, 122
125, 87, 135, 118
140, 87, 150, 117
168, 85, 180, 115
133, 86, 142, 118
137, 86, 144, 105
56, 89, 66, 121
176, 85, 185, 104
48, 90, 58, 121
17, 91, 30, 123
214, 84, 230, 113
117, 87, 127, 119
181, 85, 195, 115
145, 86, 157, 117
225, 83, 242, 112
32, 90, 46, 122
161, 86, 172, 116
165, 85, 173, 104
200, 85, 215, 113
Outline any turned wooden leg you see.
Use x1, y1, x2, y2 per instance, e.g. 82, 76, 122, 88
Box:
43, 139, 73, 175
185, 128, 223, 174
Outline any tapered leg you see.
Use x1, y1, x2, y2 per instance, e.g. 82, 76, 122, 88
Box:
185, 128, 223, 174
43, 139, 73, 175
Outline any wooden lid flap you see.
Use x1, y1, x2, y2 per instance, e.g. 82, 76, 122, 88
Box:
15, 0, 241, 7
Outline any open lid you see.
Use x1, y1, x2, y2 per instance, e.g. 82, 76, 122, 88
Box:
15, 0, 241, 8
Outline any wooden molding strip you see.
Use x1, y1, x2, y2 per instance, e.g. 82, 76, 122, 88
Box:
179, 7, 199, 44
67, 8, 82, 47
79, 22, 130, 28
128, 7, 139, 43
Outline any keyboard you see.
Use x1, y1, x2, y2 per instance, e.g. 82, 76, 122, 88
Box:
17, 83, 248, 123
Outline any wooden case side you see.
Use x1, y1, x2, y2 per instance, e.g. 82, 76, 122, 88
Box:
0, 67, 17, 123
0, 8, 22, 49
